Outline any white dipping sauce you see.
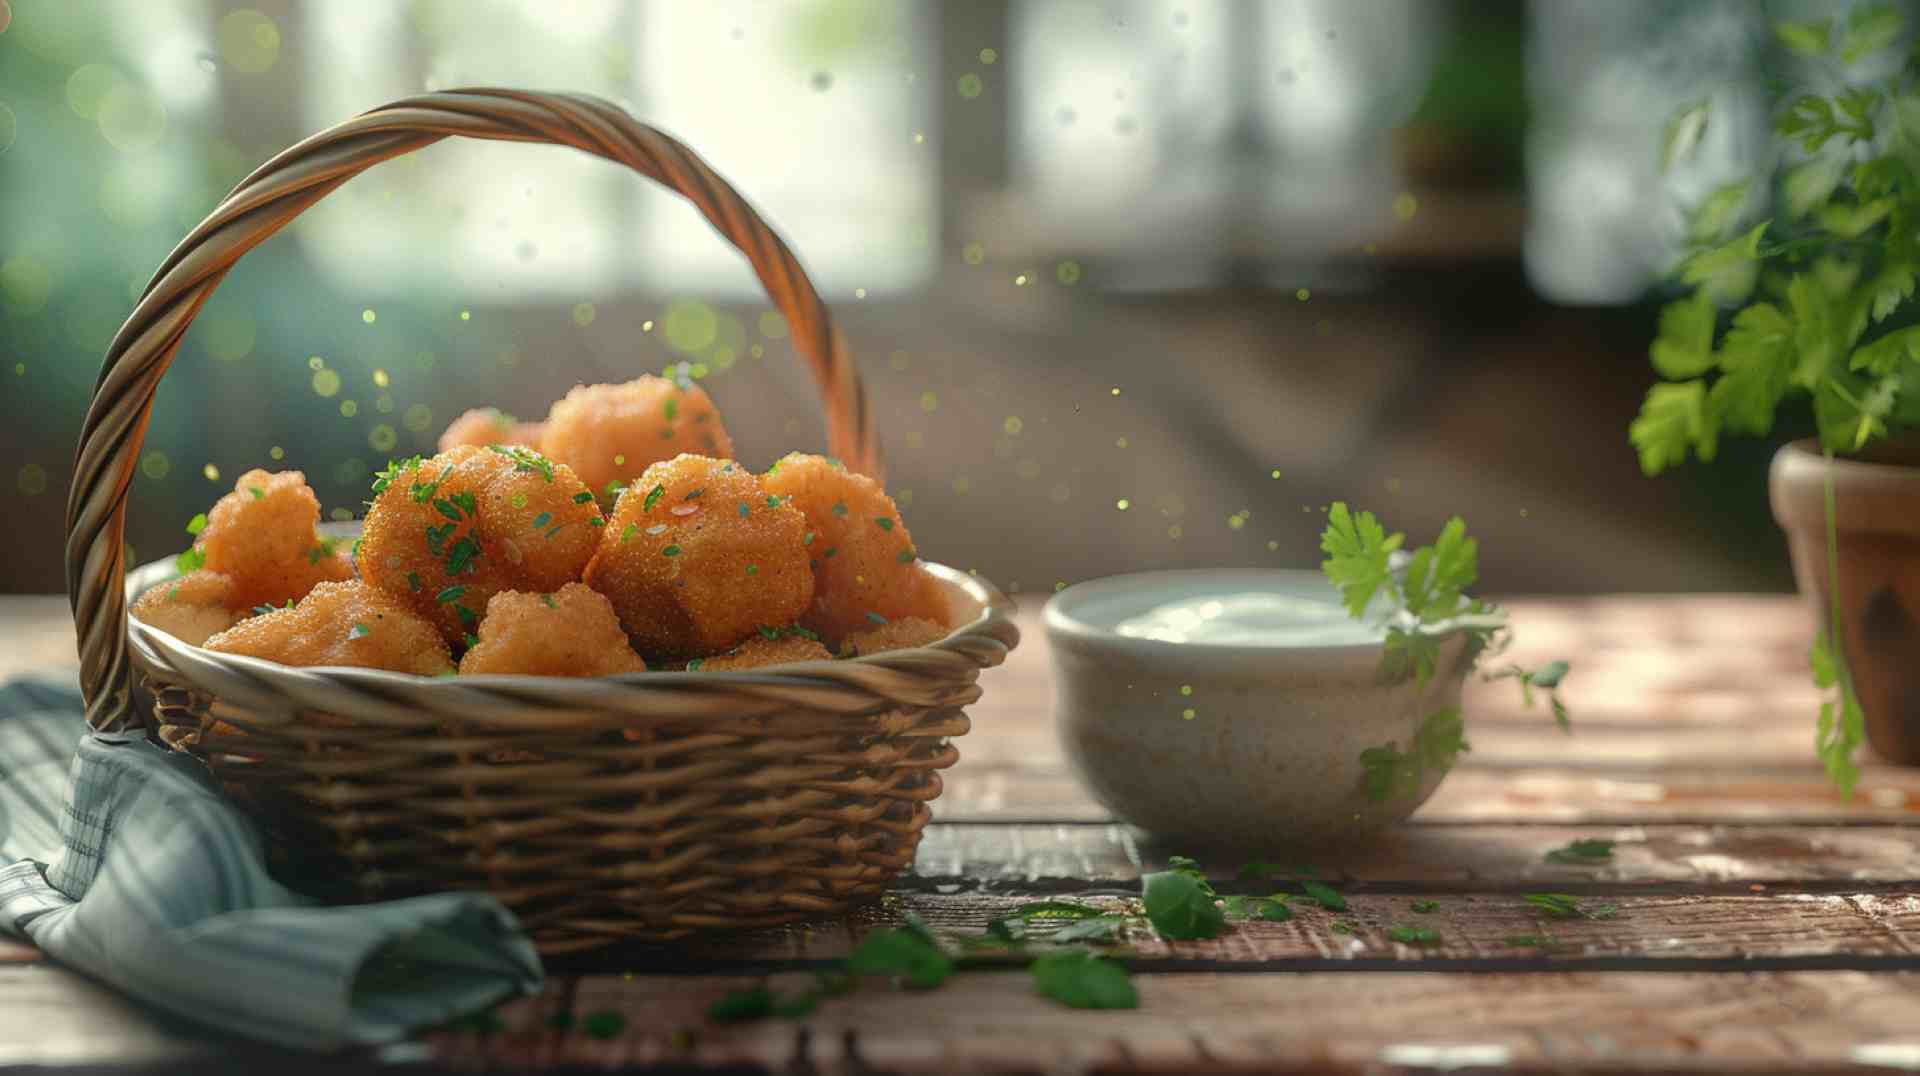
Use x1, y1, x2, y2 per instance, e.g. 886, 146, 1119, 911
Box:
1112, 591, 1384, 647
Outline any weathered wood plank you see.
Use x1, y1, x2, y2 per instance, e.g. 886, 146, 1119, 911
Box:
430, 970, 1920, 1073
936, 762, 1920, 824
914, 823, 1920, 886
544, 889, 1920, 970
0, 966, 216, 1068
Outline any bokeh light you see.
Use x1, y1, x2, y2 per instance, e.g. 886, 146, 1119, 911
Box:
16, 463, 47, 497
96, 82, 167, 152
662, 299, 717, 353
402, 405, 434, 433
311, 368, 341, 397
957, 72, 983, 99
216, 10, 282, 74
201, 310, 256, 362
140, 453, 171, 480
0, 102, 14, 156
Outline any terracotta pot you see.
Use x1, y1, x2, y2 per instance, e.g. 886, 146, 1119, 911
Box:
1770, 436, 1920, 765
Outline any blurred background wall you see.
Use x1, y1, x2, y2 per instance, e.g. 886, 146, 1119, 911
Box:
0, 0, 1862, 595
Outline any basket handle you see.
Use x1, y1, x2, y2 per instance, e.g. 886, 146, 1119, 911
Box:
64, 89, 882, 733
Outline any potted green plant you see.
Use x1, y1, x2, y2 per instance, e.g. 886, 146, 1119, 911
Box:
1630, 4, 1920, 789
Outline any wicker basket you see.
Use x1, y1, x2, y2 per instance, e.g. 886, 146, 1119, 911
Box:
62, 89, 1019, 954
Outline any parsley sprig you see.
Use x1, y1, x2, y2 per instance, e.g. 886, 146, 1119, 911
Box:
1634, 6, 1920, 794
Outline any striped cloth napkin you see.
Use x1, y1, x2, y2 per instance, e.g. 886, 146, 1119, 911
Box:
0, 674, 543, 1050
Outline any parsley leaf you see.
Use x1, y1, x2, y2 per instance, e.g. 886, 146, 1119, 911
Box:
846, 928, 952, 989
1544, 838, 1616, 865
1300, 880, 1346, 912
1030, 951, 1137, 1010
1319, 503, 1402, 618
1141, 870, 1224, 939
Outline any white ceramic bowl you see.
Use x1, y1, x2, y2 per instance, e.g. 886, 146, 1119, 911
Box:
1043, 569, 1470, 850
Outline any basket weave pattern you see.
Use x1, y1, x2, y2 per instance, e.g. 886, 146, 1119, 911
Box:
66, 90, 1018, 952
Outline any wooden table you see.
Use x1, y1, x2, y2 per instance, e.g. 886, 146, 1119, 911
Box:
4, 594, 1920, 1073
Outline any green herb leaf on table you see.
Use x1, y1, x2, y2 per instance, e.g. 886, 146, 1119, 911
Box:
1002, 900, 1106, 921
1410, 900, 1440, 914
1030, 951, 1138, 1010
1141, 870, 1225, 940
1387, 925, 1441, 946
1544, 838, 1616, 865
1049, 916, 1131, 943
846, 928, 953, 990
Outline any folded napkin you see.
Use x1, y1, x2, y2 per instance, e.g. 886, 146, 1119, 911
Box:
0, 674, 543, 1050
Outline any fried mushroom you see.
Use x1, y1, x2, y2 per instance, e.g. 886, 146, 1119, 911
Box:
539, 375, 734, 499
204, 580, 453, 675
458, 583, 646, 677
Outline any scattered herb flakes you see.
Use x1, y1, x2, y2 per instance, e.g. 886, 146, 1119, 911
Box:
572, 490, 595, 504
846, 928, 953, 989
580, 1010, 625, 1039
1504, 934, 1553, 949
1223, 895, 1292, 922
1030, 951, 1137, 1010
462, 632, 480, 649
641, 484, 665, 512
1004, 900, 1105, 921
822, 547, 839, 559
425, 521, 454, 555
405, 572, 422, 592
1585, 902, 1621, 920
450, 491, 478, 517
865, 611, 889, 625
746, 564, 758, 576
454, 603, 478, 627
185, 513, 208, 536
1410, 900, 1440, 914
432, 498, 463, 522
620, 523, 639, 544
1050, 915, 1129, 943
487, 444, 555, 482
1521, 893, 1584, 919
662, 544, 682, 557
175, 548, 207, 575
1387, 924, 1441, 946
1545, 838, 1616, 865
445, 536, 481, 576
1301, 880, 1346, 912
436, 585, 466, 605
347, 622, 370, 641
876, 517, 895, 531
1329, 921, 1356, 935
531, 511, 552, 530
664, 397, 678, 422
247, 486, 265, 500
897, 550, 916, 563
540, 594, 558, 610
684, 487, 704, 500
831, 501, 848, 517
511, 492, 528, 509
580, 520, 598, 531
1142, 870, 1225, 940
738, 503, 750, 518
371, 456, 422, 495
685, 658, 705, 671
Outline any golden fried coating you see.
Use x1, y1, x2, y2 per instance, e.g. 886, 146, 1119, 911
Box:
194, 470, 355, 611
357, 445, 603, 645
204, 580, 453, 675
539, 376, 734, 498
841, 616, 949, 657
583, 454, 812, 659
760, 453, 949, 646
690, 632, 833, 671
130, 571, 240, 646
437, 407, 545, 452
458, 583, 646, 677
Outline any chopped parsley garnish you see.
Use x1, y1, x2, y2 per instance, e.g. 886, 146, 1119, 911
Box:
1544, 838, 1616, 865
185, 513, 208, 536
1387, 925, 1441, 946
875, 517, 894, 531
425, 522, 455, 555
444, 535, 481, 575
766, 495, 781, 508
641, 484, 665, 512
897, 550, 916, 563
531, 511, 552, 530
410, 464, 454, 503
1301, 880, 1346, 911
738, 503, 750, 518
541, 594, 558, 609
571, 490, 594, 504
175, 548, 207, 575
846, 926, 953, 989
436, 585, 466, 605
758, 625, 780, 640
746, 564, 758, 576
454, 604, 478, 628
347, 622, 370, 641
581, 520, 599, 531
306, 536, 340, 565
450, 491, 477, 516
686, 658, 704, 671
664, 397, 678, 421
684, 487, 704, 500
822, 546, 838, 558
1411, 900, 1440, 913
406, 571, 422, 592
831, 501, 848, 517
432, 498, 463, 522
461, 632, 480, 649
865, 611, 888, 625
1522, 893, 1619, 919
620, 523, 638, 544
802, 531, 815, 546
486, 444, 555, 481
1141, 868, 1224, 940
662, 544, 681, 557
247, 485, 265, 500
371, 456, 423, 495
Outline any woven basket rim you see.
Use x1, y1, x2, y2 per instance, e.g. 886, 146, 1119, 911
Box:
127, 547, 1013, 699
